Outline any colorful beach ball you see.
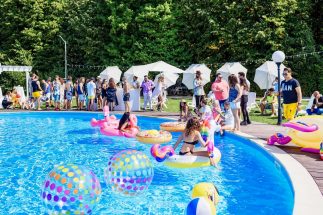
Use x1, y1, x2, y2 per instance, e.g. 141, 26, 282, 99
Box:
185, 197, 216, 215
41, 164, 102, 214
191, 183, 220, 206
104, 150, 154, 196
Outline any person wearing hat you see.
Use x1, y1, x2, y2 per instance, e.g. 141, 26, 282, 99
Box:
87, 77, 96, 111
193, 70, 205, 112
132, 76, 140, 89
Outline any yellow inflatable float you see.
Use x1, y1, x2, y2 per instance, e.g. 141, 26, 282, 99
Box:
160, 122, 186, 132
192, 183, 220, 206
136, 130, 172, 144
288, 115, 323, 149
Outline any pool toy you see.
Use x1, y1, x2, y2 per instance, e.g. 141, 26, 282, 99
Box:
192, 183, 220, 206
100, 114, 139, 138
267, 133, 292, 145
301, 143, 323, 160
200, 120, 210, 141
104, 150, 154, 196
165, 147, 221, 168
185, 197, 216, 215
160, 121, 186, 132
267, 116, 323, 149
90, 106, 118, 127
150, 144, 175, 162
41, 164, 101, 214
136, 130, 172, 144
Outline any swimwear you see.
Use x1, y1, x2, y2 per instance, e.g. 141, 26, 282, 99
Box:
184, 140, 199, 145
123, 93, 130, 102
179, 150, 193, 156
179, 140, 199, 155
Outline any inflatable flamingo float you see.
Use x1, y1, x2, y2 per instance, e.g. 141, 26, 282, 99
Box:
90, 106, 119, 127
100, 114, 139, 138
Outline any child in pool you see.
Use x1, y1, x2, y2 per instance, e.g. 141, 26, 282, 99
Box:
220, 101, 235, 131
199, 99, 212, 121
173, 117, 216, 166
179, 99, 190, 122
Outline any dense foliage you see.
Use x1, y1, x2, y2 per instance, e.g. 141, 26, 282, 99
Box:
0, 0, 322, 95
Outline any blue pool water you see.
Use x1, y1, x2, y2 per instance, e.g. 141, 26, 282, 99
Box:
0, 112, 294, 214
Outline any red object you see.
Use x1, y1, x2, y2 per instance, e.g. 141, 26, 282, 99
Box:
16, 94, 21, 98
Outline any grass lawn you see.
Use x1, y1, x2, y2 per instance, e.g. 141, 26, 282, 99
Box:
58, 96, 308, 125
163, 97, 309, 125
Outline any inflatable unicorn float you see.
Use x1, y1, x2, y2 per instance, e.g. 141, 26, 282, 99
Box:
267, 116, 323, 160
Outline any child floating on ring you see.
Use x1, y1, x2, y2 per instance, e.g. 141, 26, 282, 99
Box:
173, 117, 216, 167
118, 112, 132, 132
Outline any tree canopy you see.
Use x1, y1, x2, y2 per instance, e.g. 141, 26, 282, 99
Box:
0, 0, 322, 95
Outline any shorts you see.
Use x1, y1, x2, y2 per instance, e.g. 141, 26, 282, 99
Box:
230, 102, 240, 110
32, 91, 41, 98
78, 94, 85, 101
88, 95, 95, 100
283, 103, 297, 120
45, 93, 51, 101
53, 94, 60, 102
66, 92, 73, 101
123, 93, 130, 102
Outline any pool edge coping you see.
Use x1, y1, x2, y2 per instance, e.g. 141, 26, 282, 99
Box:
2, 111, 323, 214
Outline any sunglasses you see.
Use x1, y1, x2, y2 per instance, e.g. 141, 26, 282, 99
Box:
283, 73, 288, 76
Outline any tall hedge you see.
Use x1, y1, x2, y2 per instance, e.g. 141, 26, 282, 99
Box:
0, 0, 321, 95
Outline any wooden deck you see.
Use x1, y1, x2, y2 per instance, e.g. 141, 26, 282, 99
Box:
238, 121, 323, 195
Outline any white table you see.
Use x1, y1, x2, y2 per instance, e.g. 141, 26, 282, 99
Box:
114, 88, 141, 111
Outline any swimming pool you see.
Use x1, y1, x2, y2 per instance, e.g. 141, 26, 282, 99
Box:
0, 112, 294, 214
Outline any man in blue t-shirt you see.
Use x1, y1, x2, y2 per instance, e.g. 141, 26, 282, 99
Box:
280, 67, 302, 120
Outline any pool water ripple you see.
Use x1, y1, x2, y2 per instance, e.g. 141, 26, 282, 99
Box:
0, 112, 294, 214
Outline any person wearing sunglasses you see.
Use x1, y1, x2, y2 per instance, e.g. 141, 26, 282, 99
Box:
281, 67, 302, 120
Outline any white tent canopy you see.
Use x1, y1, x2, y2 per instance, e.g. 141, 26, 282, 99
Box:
145, 61, 184, 74
153, 71, 179, 89
0, 65, 33, 97
99, 66, 122, 82
254, 61, 285, 89
217, 62, 247, 81
124, 65, 151, 84
182, 64, 211, 89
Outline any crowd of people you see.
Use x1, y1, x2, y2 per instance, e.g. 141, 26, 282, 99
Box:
2, 68, 322, 127
179, 67, 322, 132
1, 73, 167, 112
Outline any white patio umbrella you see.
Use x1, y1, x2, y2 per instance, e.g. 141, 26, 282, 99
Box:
217, 62, 247, 81
145, 60, 184, 74
99, 66, 122, 82
124, 65, 151, 84
254, 61, 285, 89
182, 64, 211, 89
153, 72, 179, 89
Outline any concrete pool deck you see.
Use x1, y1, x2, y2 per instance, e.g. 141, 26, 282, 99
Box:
1, 109, 323, 214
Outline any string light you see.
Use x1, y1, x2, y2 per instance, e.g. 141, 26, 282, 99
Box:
67, 50, 322, 70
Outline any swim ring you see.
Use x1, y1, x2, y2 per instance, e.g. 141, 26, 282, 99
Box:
164, 147, 221, 168
136, 130, 172, 144
100, 114, 139, 138
287, 116, 323, 149
160, 122, 186, 132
